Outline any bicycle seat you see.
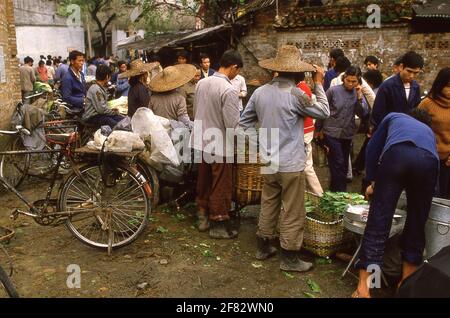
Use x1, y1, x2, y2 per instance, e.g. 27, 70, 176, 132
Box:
46, 132, 78, 145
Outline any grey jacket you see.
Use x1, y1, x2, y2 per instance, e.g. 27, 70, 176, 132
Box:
239, 77, 330, 173
316, 84, 367, 140
83, 82, 115, 121
190, 72, 240, 158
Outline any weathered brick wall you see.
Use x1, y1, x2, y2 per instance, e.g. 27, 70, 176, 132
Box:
238, 7, 450, 92
0, 0, 21, 149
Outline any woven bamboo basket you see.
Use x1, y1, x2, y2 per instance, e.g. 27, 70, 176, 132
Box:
233, 153, 265, 207
303, 216, 347, 257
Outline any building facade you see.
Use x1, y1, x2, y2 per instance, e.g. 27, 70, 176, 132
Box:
0, 0, 20, 139
13, 0, 85, 62
237, 0, 450, 90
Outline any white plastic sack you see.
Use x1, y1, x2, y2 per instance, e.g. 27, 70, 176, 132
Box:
131, 108, 179, 166
86, 129, 144, 153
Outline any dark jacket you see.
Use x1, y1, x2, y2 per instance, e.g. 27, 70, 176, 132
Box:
128, 82, 150, 118
371, 73, 421, 129
200, 68, 216, 79
61, 68, 86, 110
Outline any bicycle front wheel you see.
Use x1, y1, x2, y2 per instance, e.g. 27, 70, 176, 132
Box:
58, 163, 151, 250
0, 265, 19, 298
0, 137, 30, 190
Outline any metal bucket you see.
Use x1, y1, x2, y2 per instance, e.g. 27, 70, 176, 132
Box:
425, 199, 450, 259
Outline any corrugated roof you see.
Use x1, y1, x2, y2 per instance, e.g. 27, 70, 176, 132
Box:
117, 24, 232, 51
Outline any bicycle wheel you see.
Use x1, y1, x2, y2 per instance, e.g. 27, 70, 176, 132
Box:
136, 160, 160, 209
58, 163, 151, 250
0, 265, 19, 298
0, 137, 30, 189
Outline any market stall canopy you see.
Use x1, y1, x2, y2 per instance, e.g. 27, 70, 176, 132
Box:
117, 34, 145, 49
117, 24, 233, 51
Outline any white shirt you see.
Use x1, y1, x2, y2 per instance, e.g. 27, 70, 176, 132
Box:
404, 83, 411, 100
231, 74, 247, 111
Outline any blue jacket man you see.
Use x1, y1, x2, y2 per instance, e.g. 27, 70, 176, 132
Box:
370, 51, 424, 129
61, 67, 87, 111
353, 110, 439, 298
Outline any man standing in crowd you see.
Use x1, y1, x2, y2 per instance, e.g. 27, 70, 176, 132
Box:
371, 51, 424, 129
177, 50, 189, 65
199, 53, 215, 79
55, 59, 69, 81
179, 64, 202, 120
35, 60, 49, 83
114, 61, 130, 97
20, 56, 36, 102
191, 50, 243, 239
231, 72, 247, 114
353, 110, 439, 298
324, 48, 345, 91
61, 50, 87, 114
240, 45, 330, 272
364, 55, 380, 71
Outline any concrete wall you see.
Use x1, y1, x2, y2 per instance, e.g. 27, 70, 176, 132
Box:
0, 0, 21, 147
15, 25, 85, 62
14, 0, 67, 26
14, 0, 85, 62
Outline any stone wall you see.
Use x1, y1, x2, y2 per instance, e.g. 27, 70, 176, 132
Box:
0, 0, 21, 148
238, 5, 450, 91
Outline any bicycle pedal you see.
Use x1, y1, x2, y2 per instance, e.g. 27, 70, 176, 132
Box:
10, 209, 19, 221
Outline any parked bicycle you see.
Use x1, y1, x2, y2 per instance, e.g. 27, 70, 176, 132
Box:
0, 126, 153, 254
0, 233, 19, 298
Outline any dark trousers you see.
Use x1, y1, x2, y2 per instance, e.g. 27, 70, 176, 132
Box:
85, 114, 125, 129
353, 136, 370, 172
196, 156, 233, 222
324, 135, 352, 192
437, 160, 450, 199
357, 143, 438, 270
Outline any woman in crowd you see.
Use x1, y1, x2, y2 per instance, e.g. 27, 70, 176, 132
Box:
119, 59, 160, 118
316, 66, 368, 192
418, 67, 450, 199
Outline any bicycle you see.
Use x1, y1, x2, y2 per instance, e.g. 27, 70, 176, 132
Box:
0, 232, 19, 298
0, 127, 153, 254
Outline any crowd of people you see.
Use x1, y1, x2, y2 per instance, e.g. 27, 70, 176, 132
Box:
17, 44, 450, 298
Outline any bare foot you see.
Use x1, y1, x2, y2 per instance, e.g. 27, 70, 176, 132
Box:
351, 289, 371, 298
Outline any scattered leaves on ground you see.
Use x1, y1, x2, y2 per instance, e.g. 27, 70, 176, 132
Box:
283, 272, 295, 279
307, 278, 322, 293
156, 226, 169, 234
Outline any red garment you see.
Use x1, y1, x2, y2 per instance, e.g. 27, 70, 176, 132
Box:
36, 66, 48, 83
297, 81, 314, 134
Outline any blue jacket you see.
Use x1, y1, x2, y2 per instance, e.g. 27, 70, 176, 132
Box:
61, 68, 86, 110
116, 77, 130, 97
324, 68, 338, 92
371, 74, 421, 129
366, 112, 439, 182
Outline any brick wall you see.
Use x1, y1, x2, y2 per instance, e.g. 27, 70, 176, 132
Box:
0, 0, 21, 149
238, 7, 450, 92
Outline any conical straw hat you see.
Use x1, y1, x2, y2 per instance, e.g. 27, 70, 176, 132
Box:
118, 60, 160, 79
149, 64, 197, 93
259, 45, 316, 73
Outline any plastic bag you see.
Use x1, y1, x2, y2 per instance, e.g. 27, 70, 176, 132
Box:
113, 116, 132, 131
131, 108, 179, 166
86, 129, 144, 152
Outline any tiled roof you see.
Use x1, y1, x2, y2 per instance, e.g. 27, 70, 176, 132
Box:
273, 0, 414, 29
413, 1, 450, 19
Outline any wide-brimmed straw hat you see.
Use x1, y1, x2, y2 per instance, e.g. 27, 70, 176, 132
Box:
118, 60, 160, 79
149, 64, 197, 93
259, 45, 316, 73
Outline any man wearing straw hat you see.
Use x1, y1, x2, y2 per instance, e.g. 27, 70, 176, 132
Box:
239, 45, 330, 272
148, 64, 197, 127
191, 50, 244, 239
118, 59, 161, 118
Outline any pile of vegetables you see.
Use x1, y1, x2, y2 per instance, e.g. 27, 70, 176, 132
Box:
305, 191, 367, 222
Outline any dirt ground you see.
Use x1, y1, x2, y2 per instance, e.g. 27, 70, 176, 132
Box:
0, 134, 396, 298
